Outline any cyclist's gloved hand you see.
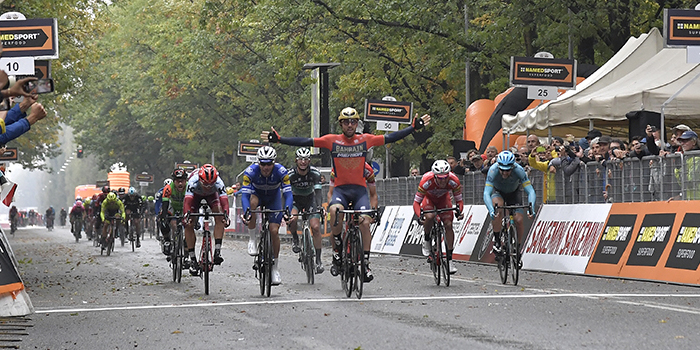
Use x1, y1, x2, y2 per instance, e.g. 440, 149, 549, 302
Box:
489, 210, 496, 220
266, 127, 280, 143
417, 216, 425, 225
412, 116, 424, 130
223, 214, 231, 227
456, 213, 464, 221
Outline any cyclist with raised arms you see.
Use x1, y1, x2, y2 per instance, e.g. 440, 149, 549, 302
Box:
240, 146, 293, 285
327, 161, 378, 210
413, 160, 464, 274
483, 151, 537, 253
262, 107, 430, 283
287, 147, 325, 274
159, 168, 188, 256
182, 164, 230, 276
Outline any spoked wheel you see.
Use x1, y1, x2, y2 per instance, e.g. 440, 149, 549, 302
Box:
263, 232, 273, 297
498, 233, 508, 284
130, 228, 135, 252
354, 232, 364, 299
106, 227, 113, 256
203, 237, 211, 295
437, 225, 450, 287
430, 230, 440, 286
509, 226, 520, 286
342, 232, 352, 297
120, 226, 126, 247
176, 230, 184, 283
304, 228, 314, 285
257, 241, 265, 296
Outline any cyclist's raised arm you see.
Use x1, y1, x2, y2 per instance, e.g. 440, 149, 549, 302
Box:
263, 126, 314, 146
384, 114, 430, 144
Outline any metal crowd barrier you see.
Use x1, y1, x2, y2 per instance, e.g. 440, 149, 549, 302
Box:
231, 150, 700, 210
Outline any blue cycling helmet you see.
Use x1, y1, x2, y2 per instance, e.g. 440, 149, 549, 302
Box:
128, 187, 136, 195
496, 151, 515, 170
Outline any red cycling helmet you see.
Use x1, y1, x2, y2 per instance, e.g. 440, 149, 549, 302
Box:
102, 185, 110, 194
198, 164, 218, 185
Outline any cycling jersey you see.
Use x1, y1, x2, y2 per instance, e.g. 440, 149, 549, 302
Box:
122, 193, 142, 212
288, 166, 322, 196
70, 203, 85, 217
161, 182, 186, 215
100, 197, 125, 221
483, 163, 537, 215
154, 187, 164, 215
183, 169, 229, 214
412, 172, 463, 219
241, 163, 293, 216
330, 162, 376, 186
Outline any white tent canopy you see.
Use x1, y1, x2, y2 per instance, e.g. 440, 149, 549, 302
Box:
503, 28, 665, 133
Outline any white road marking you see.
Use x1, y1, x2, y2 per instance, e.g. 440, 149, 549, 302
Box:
36, 293, 700, 315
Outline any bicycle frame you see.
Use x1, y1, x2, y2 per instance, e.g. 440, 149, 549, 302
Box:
494, 204, 530, 285
335, 208, 377, 300
293, 208, 324, 285
420, 206, 459, 287
165, 213, 184, 283
188, 205, 225, 295
246, 207, 286, 297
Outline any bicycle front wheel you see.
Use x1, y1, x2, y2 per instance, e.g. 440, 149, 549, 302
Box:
509, 225, 520, 286
264, 231, 273, 297
437, 224, 450, 287
353, 231, 364, 299
303, 227, 314, 285
498, 231, 508, 284
176, 228, 184, 283
430, 230, 440, 286
203, 236, 211, 295
342, 231, 352, 297
106, 226, 114, 256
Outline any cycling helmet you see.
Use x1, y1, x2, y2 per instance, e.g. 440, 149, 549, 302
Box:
102, 185, 110, 194
75, 196, 82, 202
107, 192, 117, 201
92, 194, 98, 200
172, 168, 187, 180
198, 164, 218, 185
148, 196, 154, 201
128, 187, 136, 195
118, 187, 126, 194
163, 178, 173, 187
338, 107, 359, 121
295, 147, 311, 159
76, 200, 82, 206
496, 151, 516, 170
431, 160, 450, 178
257, 146, 277, 162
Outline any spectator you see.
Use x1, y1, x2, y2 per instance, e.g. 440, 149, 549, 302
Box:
628, 136, 651, 160
526, 134, 540, 153
671, 131, 700, 200
319, 175, 327, 184
579, 129, 602, 150
609, 138, 628, 160
516, 147, 530, 168
668, 124, 692, 153
550, 143, 584, 202
467, 153, 486, 173
484, 145, 498, 167
529, 145, 557, 202
410, 168, 419, 177
446, 156, 465, 175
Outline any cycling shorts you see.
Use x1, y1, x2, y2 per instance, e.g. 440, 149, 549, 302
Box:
190, 193, 222, 214
329, 184, 371, 211
420, 196, 455, 222
125, 205, 141, 215
253, 192, 284, 224
293, 194, 320, 219
490, 189, 525, 215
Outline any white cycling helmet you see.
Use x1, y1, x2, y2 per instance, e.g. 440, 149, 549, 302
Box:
163, 178, 173, 187
431, 160, 450, 177
295, 147, 311, 159
257, 146, 277, 162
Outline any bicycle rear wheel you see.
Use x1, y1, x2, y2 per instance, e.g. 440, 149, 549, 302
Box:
203, 235, 211, 295
303, 227, 314, 285
354, 231, 364, 299
509, 225, 520, 285
437, 224, 450, 287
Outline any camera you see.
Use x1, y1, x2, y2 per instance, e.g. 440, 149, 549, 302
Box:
649, 125, 657, 132
23, 78, 54, 94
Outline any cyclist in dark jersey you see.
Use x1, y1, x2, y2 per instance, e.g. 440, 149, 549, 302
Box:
122, 187, 143, 248
263, 107, 430, 283
159, 168, 188, 256
287, 147, 325, 273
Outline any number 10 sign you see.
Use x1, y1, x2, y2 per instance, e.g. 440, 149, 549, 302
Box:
0, 57, 34, 75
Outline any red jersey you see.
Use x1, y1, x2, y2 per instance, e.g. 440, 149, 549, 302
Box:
314, 133, 385, 187
413, 172, 463, 216
330, 162, 375, 186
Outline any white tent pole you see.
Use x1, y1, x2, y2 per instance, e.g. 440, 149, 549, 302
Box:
660, 69, 700, 145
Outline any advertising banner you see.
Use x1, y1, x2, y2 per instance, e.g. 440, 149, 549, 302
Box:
0, 230, 23, 295
586, 201, 700, 285
453, 205, 487, 260
371, 206, 413, 255
522, 204, 610, 274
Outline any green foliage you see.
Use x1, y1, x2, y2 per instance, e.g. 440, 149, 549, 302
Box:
7, 0, 688, 178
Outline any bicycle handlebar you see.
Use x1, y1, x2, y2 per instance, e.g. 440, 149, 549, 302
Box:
420, 206, 460, 216
334, 208, 378, 227
243, 208, 289, 222
494, 204, 533, 216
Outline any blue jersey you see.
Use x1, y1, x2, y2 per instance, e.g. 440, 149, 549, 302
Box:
483, 163, 537, 215
154, 187, 164, 215
241, 163, 293, 212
